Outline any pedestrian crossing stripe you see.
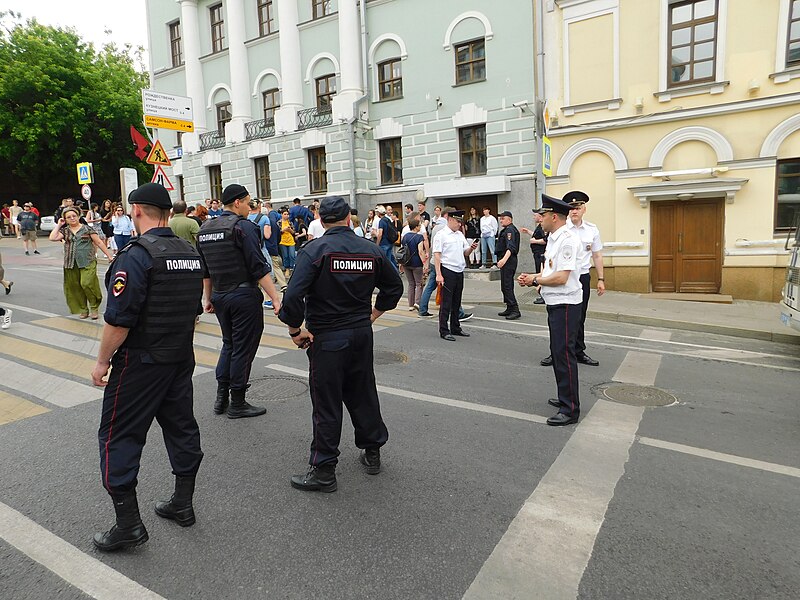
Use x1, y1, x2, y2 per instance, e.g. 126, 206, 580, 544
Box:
0, 309, 418, 427
0, 390, 49, 425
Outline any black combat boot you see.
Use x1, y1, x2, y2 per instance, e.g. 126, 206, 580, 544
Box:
213, 384, 229, 415
227, 388, 266, 419
360, 448, 381, 475
290, 463, 337, 492
154, 475, 196, 527
93, 490, 149, 552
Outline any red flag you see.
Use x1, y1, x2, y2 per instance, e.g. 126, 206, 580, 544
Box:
130, 126, 150, 160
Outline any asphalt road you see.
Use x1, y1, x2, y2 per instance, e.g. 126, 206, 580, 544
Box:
0, 239, 798, 600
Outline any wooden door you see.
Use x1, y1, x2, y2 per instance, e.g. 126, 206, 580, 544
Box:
651, 199, 723, 293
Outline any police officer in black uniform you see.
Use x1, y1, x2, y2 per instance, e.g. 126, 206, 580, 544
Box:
92, 183, 204, 551
196, 184, 281, 419
279, 196, 403, 493
496, 210, 521, 320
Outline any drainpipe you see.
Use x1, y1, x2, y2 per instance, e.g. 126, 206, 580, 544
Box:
533, 0, 547, 207
349, 0, 370, 208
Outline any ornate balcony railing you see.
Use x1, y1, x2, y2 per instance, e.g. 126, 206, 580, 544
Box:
297, 105, 332, 130
199, 130, 226, 151
245, 117, 276, 140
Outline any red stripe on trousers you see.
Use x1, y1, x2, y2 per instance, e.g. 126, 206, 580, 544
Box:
103, 350, 129, 493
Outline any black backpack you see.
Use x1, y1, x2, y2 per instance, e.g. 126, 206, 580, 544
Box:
382, 216, 399, 244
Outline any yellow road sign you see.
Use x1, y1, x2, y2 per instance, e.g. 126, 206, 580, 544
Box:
76, 162, 93, 185
146, 140, 172, 166
144, 115, 194, 132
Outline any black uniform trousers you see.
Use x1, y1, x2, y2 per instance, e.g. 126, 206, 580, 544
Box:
500, 255, 518, 310
98, 349, 202, 494
576, 273, 591, 356
212, 286, 263, 391
547, 303, 581, 418
306, 326, 388, 466
533, 250, 545, 274
439, 267, 465, 336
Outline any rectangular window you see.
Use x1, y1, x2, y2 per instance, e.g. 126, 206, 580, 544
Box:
378, 58, 403, 100
258, 0, 275, 36
262, 88, 281, 123
209, 165, 223, 202
312, 0, 332, 20
315, 74, 336, 109
454, 38, 486, 85
668, 0, 718, 87
216, 102, 232, 135
169, 21, 183, 67
308, 147, 327, 194
210, 3, 225, 53
379, 138, 403, 185
788, 0, 800, 67
459, 125, 487, 177
254, 157, 272, 200
776, 158, 800, 230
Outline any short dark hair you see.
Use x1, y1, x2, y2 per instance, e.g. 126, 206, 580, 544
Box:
172, 200, 187, 214
293, 198, 301, 204
404, 203, 413, 211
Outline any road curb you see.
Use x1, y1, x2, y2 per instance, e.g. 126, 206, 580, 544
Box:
467, 300, 800, 345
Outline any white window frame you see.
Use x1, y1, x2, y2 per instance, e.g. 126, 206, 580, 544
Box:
773, 0, 800, 83
656, 0, 729, 102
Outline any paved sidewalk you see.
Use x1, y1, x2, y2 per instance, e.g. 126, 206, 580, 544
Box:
460, 278, 800, 345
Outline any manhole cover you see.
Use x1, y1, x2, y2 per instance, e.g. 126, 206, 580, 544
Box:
248, 376, 308, 402
374, 350, 408, 365
603, 385, 677, 407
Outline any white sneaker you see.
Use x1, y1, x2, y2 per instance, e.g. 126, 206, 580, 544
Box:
1, 309, 12, 329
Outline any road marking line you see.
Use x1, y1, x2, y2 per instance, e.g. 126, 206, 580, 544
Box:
0, 501, 166, 600
0, 336, 97, 381
1, 303, 60, 318
473, 316, 798, 362
32, 316, 102, 338
467, 323, 549, 337
613, 351, 662, 386
638, 437, 800, 479
264, 364, 549, 424
0, 390, 49, 425
9, 323, 101, 356
464, 400, 644, 600
641, 328, 673, 342
0, 358, 100, 407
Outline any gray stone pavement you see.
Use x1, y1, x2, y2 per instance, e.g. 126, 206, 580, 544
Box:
458, 277, 800, 345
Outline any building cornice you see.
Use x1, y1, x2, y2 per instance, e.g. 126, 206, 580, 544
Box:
548, 92, 800, 138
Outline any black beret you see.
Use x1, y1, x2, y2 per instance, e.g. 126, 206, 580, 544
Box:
222, 183, 249, 205
498, 210, 513, 218
563, 190, 590, 205
319, 196, 351, 223
128, 183, 172, 209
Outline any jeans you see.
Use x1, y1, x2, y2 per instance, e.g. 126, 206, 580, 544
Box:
381, 244, 398, 270
418, 270, 466, 318
480, 236, 495, 266
279, 244, 296, 270
114, 234, 131, 252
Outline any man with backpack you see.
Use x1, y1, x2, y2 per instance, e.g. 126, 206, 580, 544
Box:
247, 199, 275, 308
264, 201, 288, 293
373, 205, 399, 270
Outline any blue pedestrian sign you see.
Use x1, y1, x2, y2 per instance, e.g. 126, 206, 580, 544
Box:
76, 162, 94, 184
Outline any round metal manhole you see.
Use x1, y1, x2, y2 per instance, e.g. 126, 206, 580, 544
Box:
603, 385, 677, 407
374, 350, 409, 365
248, 376, 308, 402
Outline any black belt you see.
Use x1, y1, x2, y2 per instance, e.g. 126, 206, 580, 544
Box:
213, 282, 257, 293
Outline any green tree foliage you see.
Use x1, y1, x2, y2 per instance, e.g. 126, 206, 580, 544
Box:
0, 12, 151, 194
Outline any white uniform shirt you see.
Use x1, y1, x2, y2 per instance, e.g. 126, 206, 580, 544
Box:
480, 215, 498, 238
567, 219, 603, 275
432, 226, 469, 273
540, 224, 582, 305
307, 218, 325, 239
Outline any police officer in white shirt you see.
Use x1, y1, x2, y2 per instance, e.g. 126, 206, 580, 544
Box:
565, 191, 604, 365
518, 195, 582, 426
433, 208, 478, 341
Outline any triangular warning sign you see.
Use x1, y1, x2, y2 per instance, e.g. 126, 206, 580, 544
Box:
151, 165, 175, 191
146, 140, 172, 166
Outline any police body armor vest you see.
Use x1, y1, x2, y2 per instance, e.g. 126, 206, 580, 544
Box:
197, 213, 252, 292
122, 233, 204, 363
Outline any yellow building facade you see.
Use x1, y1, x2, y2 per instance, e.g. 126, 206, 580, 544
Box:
541, 0, 800, 301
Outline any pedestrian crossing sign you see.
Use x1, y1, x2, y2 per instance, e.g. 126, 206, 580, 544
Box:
146, 140, 172, 166
76, 162, 94, 184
